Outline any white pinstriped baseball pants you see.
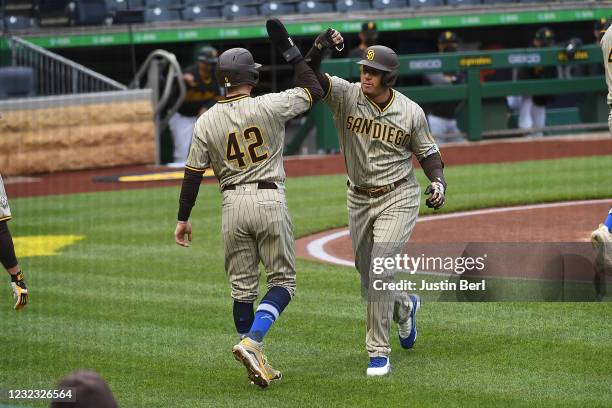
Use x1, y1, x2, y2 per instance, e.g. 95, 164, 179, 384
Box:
347, 174, 420, 357
221, 183, 296, 303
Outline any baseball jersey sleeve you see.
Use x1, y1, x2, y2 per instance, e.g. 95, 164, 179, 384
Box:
409, 105, 439, 161
185, 118, 211, 171
323, 74, 352, 115
259, 87, 312, 122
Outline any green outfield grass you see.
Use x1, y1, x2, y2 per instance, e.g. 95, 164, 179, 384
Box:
1, 155, 611, 408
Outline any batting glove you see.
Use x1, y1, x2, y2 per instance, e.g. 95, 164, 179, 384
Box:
266, 18, 303, 64
10, 271, 28, 310
314, 28, 344, 51
425, 181, 446, 210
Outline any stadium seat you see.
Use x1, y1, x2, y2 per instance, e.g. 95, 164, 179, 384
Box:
0, 66, 36, 99
199, 0, 224, 5
409, 0, 443, 6
106, 0, 128, 11
105, 0, 149, 23
335, 0, 371, 12
446, 0, 482, 5
373, 0, 408, 9
106, 0, 146, 11
35, 0, 74, 26
144, 0, 183, 8
128, 0, 146, 7
181, 4, 220, 19
227, 0, 259, 4
74, 0, 109, 25
260, 2, 297, 16
3, 15, 34, 30
144, 6, 181, 21
297, 1, 334, 13
222, 3, 259, 18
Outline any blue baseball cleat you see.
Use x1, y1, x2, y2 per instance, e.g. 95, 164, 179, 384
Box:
366, 356, 390, 376
398, 294, 421, 349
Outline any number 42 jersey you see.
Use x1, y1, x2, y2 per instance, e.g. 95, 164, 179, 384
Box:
186, 88, 312, 190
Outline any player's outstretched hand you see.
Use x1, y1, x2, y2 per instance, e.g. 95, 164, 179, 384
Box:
175, 221, 193, 247
425, 182, 445, 210
266, 18, 302, 64
313, 28, 344, 52
10, 271, 28, 310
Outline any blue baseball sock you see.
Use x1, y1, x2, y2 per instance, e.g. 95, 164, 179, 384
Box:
247, 286, 291, 343
233, 301, 254, 336
604, 209, 612, 232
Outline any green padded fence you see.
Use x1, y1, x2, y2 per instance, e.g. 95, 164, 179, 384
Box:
297, 43, 607, 152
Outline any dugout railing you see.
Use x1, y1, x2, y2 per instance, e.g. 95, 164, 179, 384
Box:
8, 36, 127, 95
288, 43, 607, 153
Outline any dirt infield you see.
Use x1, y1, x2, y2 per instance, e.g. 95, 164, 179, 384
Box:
5, 133, 611, 198
296, 199, 612, 268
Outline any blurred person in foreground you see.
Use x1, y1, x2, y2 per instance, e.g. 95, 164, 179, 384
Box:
50, 369, 117, 408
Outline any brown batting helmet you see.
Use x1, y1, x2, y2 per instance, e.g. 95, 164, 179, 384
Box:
356, 45, 400, 87
215, 48, 262, 88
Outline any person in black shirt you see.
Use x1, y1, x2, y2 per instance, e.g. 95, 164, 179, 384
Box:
168, 45, 222, 165
425, 31, 465, 143
516, 27, 559, 137
348, 21, 379, 59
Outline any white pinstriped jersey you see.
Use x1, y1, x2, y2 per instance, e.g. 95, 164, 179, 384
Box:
601, 27, 612, 106
324, 75, 438, 187
186, 88, 312, 190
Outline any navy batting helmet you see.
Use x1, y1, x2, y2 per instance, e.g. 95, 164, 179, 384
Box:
356, 45, 400, 88
437, 30, 459, 52
215, 48, 262, 88
197, 46, 218, 64
595, 18, 611, 42
535, 27, 555, 46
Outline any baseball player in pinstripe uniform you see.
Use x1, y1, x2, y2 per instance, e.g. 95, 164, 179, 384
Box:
591, 21, 612, 276
0, 174, 28, 310
601, 19, 612, 135
174, 19, 323, 388
307, 31, 447, 376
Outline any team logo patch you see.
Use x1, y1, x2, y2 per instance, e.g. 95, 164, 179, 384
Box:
0, 195, 8, 209
367, 50, 375, 61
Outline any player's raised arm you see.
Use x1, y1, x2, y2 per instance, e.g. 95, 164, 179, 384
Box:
266, 18, 323, 103
304, 28, 344, 95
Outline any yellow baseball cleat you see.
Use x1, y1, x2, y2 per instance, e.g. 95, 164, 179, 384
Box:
232, 337, 281, 389
10, 271, 28, 310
